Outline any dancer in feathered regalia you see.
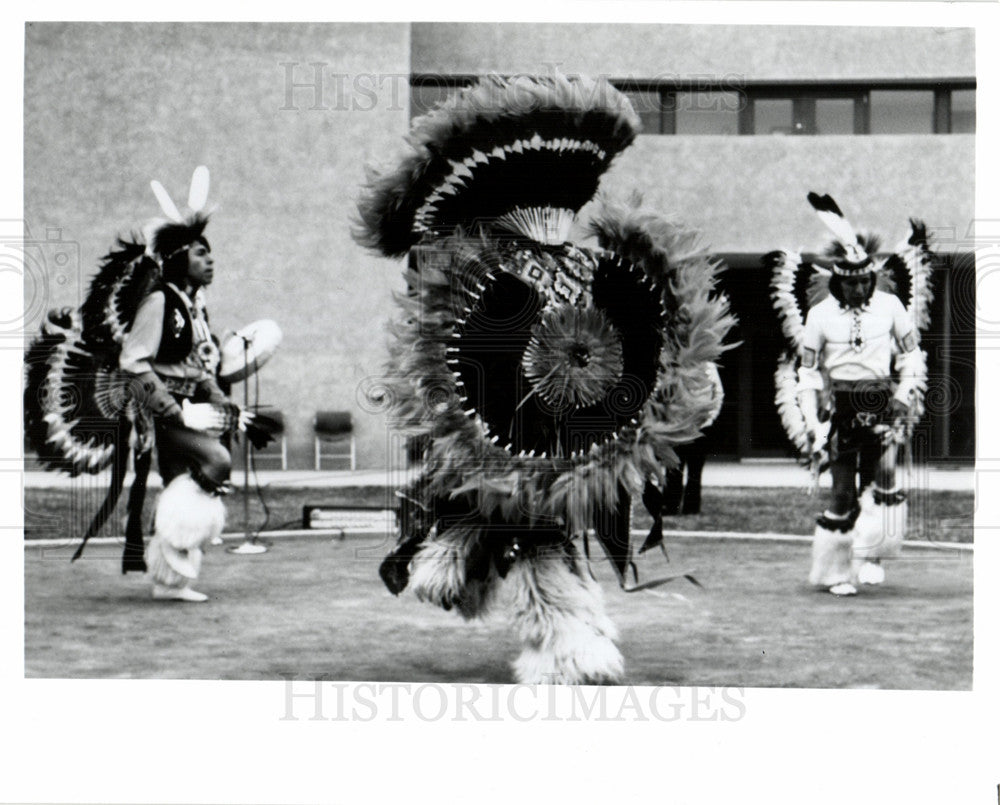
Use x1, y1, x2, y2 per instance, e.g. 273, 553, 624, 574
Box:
356, 74, 735, 683
767, 193, 934, 595
25, 167, 276, 600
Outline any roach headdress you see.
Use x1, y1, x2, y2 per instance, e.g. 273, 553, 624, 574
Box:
146, 165, 213, 263
355, 74, 736, 684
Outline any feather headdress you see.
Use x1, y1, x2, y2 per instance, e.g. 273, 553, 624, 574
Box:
807, 191, 874, 274
145, 166, 213, 262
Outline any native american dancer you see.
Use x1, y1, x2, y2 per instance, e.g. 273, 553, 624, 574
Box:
355, 74, 735, 683
768, 192, 934, 596
24, 167, 277, 601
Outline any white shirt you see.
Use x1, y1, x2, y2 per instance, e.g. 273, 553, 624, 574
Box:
798, 290, 917, 403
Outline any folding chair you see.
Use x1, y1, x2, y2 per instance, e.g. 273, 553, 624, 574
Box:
313, 410, 356, 470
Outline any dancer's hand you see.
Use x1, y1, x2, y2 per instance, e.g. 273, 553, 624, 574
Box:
891, 398, 914, 435
181, 400, 226, 432
805, 419, 829, 455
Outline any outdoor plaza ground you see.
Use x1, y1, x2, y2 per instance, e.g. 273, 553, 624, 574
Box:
22, 462, 974, 688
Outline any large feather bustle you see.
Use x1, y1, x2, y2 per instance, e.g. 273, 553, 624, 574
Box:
381, 236, 671, 541
891, 219, 935, 333
773, 354, 809, 456
767, 247, 828, 462
376, 240, 704, 622
80, 238, 159, 351
355, 73, 640, 257
767, 250, 807, 349
586, 195, 738, 455
766, 250, 832, 351
26, 238, 162, 477
23, 308, 119, 475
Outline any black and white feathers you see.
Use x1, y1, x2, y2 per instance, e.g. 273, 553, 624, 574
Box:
358, 75, 735, 603
24, 241, 159, 475
807, 191, 870, 268
355, 73, 640, 256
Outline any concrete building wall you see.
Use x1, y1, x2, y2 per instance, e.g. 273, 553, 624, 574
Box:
24, 22, 411, 468
411, 23, 974, 81
592, 134, 975, 253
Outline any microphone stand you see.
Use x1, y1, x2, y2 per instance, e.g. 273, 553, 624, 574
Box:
228, 334, 268, 555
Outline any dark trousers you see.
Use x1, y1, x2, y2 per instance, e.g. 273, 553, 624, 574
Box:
154, 418, 232, 491
663, 438, 707, 515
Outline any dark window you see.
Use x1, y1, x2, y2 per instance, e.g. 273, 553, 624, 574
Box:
624, 90, 671, 135
951, 89, 976, 133
750, 95, 859, 135
869, 89, 935, 134
754, 99, 794, 135
412, 76, 974, 136
675, 91, 740, 135
815, 98, 855, 134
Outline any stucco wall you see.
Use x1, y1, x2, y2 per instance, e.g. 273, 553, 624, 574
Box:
411, 23, 975, 81
24, 22, 411, 468
589, 134, 975, 253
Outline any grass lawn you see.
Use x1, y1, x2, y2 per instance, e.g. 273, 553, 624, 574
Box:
24, 485, 975, 543
25, 533, 972, 689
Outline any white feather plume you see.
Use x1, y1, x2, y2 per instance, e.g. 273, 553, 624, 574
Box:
892, 225, 935, 335
808, 192, 867, 263
773, 356, 813, 459
149, 179, 183, 223
187, 165, 211, 212
769, 250, 807, 350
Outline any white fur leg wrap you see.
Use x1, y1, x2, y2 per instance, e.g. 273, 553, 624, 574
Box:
853, 488, 906, 560
145, 475, 225, 588
809, 522, 854, 587
408, 527, 497, 619
507, 549, 624, 685
146, 535, 203, 587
